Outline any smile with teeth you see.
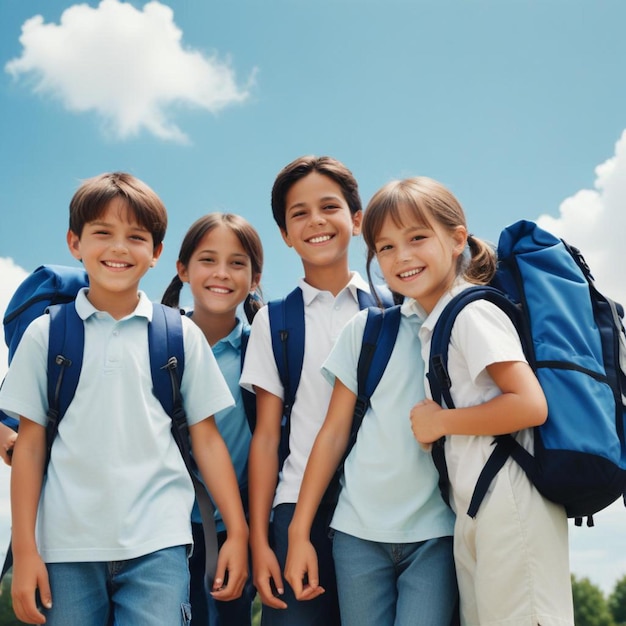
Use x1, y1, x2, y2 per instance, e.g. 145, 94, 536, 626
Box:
398, 267, 423, 279
307, 234, 333, 244
103, 261, 131, 269
208, 286, 232, 294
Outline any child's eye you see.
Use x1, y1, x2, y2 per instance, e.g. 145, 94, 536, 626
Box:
130, 234, 148, 242
199, 257, 214, 264
411, 235, 426, 242
323, 204, 340, 211
377, 244, 392, 253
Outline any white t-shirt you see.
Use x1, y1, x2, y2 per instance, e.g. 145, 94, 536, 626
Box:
0, 290, 234, 563
240, 273, 369, 507
322, 307, 455, 543
413, 281, 531, 512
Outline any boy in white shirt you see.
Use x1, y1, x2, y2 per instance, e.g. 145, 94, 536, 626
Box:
1, 172, 249, 625
241, 155, 369, 626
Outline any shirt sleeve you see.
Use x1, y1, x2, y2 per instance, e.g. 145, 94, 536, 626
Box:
320, 310, 368, 395
450, 300, 527, 383
239, 306, 284, 399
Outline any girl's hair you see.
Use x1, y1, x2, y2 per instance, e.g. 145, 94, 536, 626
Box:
362, 177, 496, 299
69, 172, 167, 249
271, 155, 362, 231
161, 213, 264, 323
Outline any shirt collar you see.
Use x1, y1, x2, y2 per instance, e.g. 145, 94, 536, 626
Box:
298, 271, 370, 306
74, 288, 153, 321
402, 279, 473, 331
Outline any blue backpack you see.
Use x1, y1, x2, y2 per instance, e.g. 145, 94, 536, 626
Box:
0, 265, 219, 587
353, 220, 626, 526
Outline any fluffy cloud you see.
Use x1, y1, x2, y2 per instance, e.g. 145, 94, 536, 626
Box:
537, 130, 626, 306
5, 0, 254, 142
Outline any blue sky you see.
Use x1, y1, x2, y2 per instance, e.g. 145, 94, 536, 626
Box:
1, 0, 626, 595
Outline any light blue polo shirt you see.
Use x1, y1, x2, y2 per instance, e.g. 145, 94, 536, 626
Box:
322, 305, 455, 543
191, 318, 252, 532
0, 290, 234, 563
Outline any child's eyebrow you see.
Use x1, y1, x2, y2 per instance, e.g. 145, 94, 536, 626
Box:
197, 248, 249, 259
287, 194, 344, 212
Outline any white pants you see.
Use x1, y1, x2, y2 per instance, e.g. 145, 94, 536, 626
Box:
452, 459, 574, 626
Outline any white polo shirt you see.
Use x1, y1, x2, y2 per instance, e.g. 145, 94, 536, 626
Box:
0, 290, 234, 563
240, 273, 369, 507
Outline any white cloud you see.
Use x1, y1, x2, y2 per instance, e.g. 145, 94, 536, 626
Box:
5, 0, 254, 142
537, 129, 626, 307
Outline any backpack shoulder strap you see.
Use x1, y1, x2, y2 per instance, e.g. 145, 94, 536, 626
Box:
354, 305, 401, 423
268, 287, 305, 468
148, 303, 186, 424
46, 302, 84, 463
240, 326, 257, 432
148, 303, 219, 589
268, 287, 305, 419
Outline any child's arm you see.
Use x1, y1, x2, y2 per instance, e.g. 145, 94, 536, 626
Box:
0, 421, 17, 466
285, 379, 355, 601
190, 417, 249, 601
411, 360, 547, 446
10, 417, 51, 625
247, 387, 287, 609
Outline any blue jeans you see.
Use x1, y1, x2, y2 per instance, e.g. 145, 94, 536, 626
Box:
332, 532, 458, 626
43, 545, 191, 626
261, 503, 340, 626
189, 523, 256, 626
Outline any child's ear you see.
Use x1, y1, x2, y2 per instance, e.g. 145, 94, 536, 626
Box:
150, 242, 164, 268
351, 210, 363, 236
250, 273, 262, 293
176, 259, 188, 282
280, 227, 292, 248
452, 226, 468, 256
67, 229, 82, 261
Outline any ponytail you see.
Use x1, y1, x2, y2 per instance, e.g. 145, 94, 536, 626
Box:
161, 275, 184, 308
462, 234, 497, 285
243, 290, 264, 324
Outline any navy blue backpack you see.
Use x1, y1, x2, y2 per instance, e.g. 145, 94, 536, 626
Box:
1, 265, 219, 588
351, 221, 626, 526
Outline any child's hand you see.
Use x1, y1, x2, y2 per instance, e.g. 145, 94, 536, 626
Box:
410, 398, 445, 450
284, 538, 325, 601
251, 542, 288, 609
0, 423, 17, 466
211, 536, 248, 602
11, 551, 51, 625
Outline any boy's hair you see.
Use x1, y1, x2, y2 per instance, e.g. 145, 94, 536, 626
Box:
362, 176, 496, 291
69, 172, 168, 249
161, 212, 264, 322
271, 155, 362, 231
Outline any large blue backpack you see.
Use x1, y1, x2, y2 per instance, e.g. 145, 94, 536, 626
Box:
0, 265, 219, 588
429, 220, 626, 525
353, 221, 626, 526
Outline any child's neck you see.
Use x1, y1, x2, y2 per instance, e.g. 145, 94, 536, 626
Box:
85, 287, 140, 320
302, 263, 352, 297
191, 307, 238, 347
